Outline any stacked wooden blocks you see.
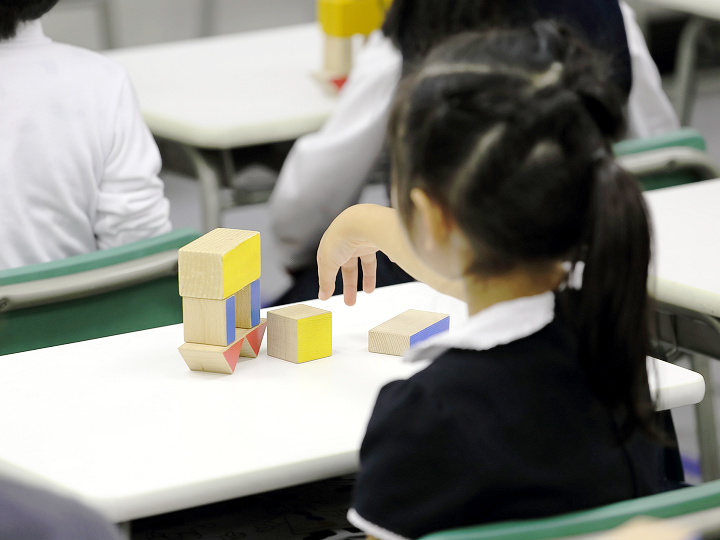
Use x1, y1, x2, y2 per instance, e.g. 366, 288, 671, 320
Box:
267, 304, 332, 363
177, 228, 266, 374
369, 309, 449, 356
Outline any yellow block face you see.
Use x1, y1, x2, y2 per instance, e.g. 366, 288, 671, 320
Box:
297, 312, 332, 363
318, 0, 388, 37
222, 233, 261, 299
179, 228, 260, 300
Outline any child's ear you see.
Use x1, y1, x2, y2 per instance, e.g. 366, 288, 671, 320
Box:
409, 188, 455, 248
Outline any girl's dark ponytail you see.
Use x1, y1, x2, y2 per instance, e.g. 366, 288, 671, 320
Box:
574, 156, 653, 437
389, 23, 656, 437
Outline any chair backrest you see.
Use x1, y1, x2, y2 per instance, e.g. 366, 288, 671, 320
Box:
419, 479, 720, 540
613, 128, 719, 191
0, 228, 201, 355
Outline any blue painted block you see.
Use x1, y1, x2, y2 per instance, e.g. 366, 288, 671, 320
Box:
225, 294, 236, 345
410, 316, 450, 347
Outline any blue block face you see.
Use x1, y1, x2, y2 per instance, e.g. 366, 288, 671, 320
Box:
226, 295, 236, 345
250, 279, 260, 327
409, 316, 450, 348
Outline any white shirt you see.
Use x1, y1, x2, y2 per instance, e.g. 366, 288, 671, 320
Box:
269, 2, 679, 272
0, 21, 171, 270
622, 2, 680, 138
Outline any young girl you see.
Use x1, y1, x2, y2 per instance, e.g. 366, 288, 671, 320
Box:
318, 23, 662, 540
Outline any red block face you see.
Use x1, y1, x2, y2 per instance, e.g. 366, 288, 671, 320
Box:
223, 338, 245, 371
242, 321, 267, 357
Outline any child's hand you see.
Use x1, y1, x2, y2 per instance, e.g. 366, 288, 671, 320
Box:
317, 206, 380, 306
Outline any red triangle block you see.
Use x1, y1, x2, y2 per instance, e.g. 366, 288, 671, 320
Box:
237, 319, 267, 358
330, 77, 348, 91
223, 337, 245, 372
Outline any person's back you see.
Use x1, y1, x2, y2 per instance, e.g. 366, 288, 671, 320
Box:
0, 1, 170, 270
352, 303, 660, 537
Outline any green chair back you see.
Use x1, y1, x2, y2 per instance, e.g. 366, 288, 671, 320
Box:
420, 480, 720, 540
613, 128, 710, 191
0, 228, 201, 355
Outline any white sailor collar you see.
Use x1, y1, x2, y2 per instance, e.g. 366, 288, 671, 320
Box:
0, 20, 51, 48
404, 291, 556, 363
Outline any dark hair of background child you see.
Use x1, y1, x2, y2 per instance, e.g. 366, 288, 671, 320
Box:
0, 0, 60, 40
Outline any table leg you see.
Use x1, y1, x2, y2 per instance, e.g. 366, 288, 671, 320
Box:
98, 0, 115, 49
180, 145, 223, 232
673, 16, 709, 126
199, 0, 215, 37
689, 353, 720, 481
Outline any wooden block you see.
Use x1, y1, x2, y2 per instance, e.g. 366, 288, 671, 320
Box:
236, 279, 260, 329
178, 228, 261, 300
369, 310, 449, 356
236, 319, 267, 358
267, 304, 332, 363
183, 295, 236, 347
323, 34, 352, 76
179, 319, 267, 374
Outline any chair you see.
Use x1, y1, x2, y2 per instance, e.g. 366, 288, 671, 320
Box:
419, 478, 720, 540
614, 128, 720, 191
0, 228, 201, 356
615, 130, 720, 481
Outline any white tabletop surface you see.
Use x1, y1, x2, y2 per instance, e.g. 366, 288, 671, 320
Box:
105, 24, 337, 149
0, 283, 703, 523
639, 0, 720, 19
645, 179, 720, 316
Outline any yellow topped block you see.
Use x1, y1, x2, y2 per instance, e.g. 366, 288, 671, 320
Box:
267, 304, 332, 363
179, 228, 261, 300
318, 0, 391, 38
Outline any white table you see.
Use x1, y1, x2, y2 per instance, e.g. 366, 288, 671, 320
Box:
0, 282, 702, 525
639, 0, 720, 125
647, 179, 720, 316
646, 179, 720, 480
105, 24, 338, 231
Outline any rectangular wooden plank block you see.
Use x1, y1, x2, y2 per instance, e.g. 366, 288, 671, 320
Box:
267, 304, 332, 363
236, 279, 261, 329
178, 228, 261, 300
369, 309, 449, 356
183, 295, 236, 347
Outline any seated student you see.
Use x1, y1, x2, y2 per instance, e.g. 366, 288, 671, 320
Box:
0, 0, 171, 270
269, 0, 678, 304
0, 474, 122, 539
319, 23, 662, 540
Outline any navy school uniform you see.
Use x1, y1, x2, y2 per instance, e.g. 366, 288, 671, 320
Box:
534, 0, 632, 96
348, 292, 662, 540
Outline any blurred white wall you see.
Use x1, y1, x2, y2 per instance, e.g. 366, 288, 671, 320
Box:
42, 0, 316, 50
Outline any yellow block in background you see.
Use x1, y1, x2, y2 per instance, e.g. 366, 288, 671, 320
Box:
297, 312, 332, 363
318, 0, 392, 38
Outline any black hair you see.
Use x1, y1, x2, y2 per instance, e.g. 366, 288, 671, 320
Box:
382, 0, 535, 70
0, 0, 59, 40
388, 23, 653, 437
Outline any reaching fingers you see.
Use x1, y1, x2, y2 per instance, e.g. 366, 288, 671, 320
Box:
341, 259, 360, 306
360, 253, 377, 294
